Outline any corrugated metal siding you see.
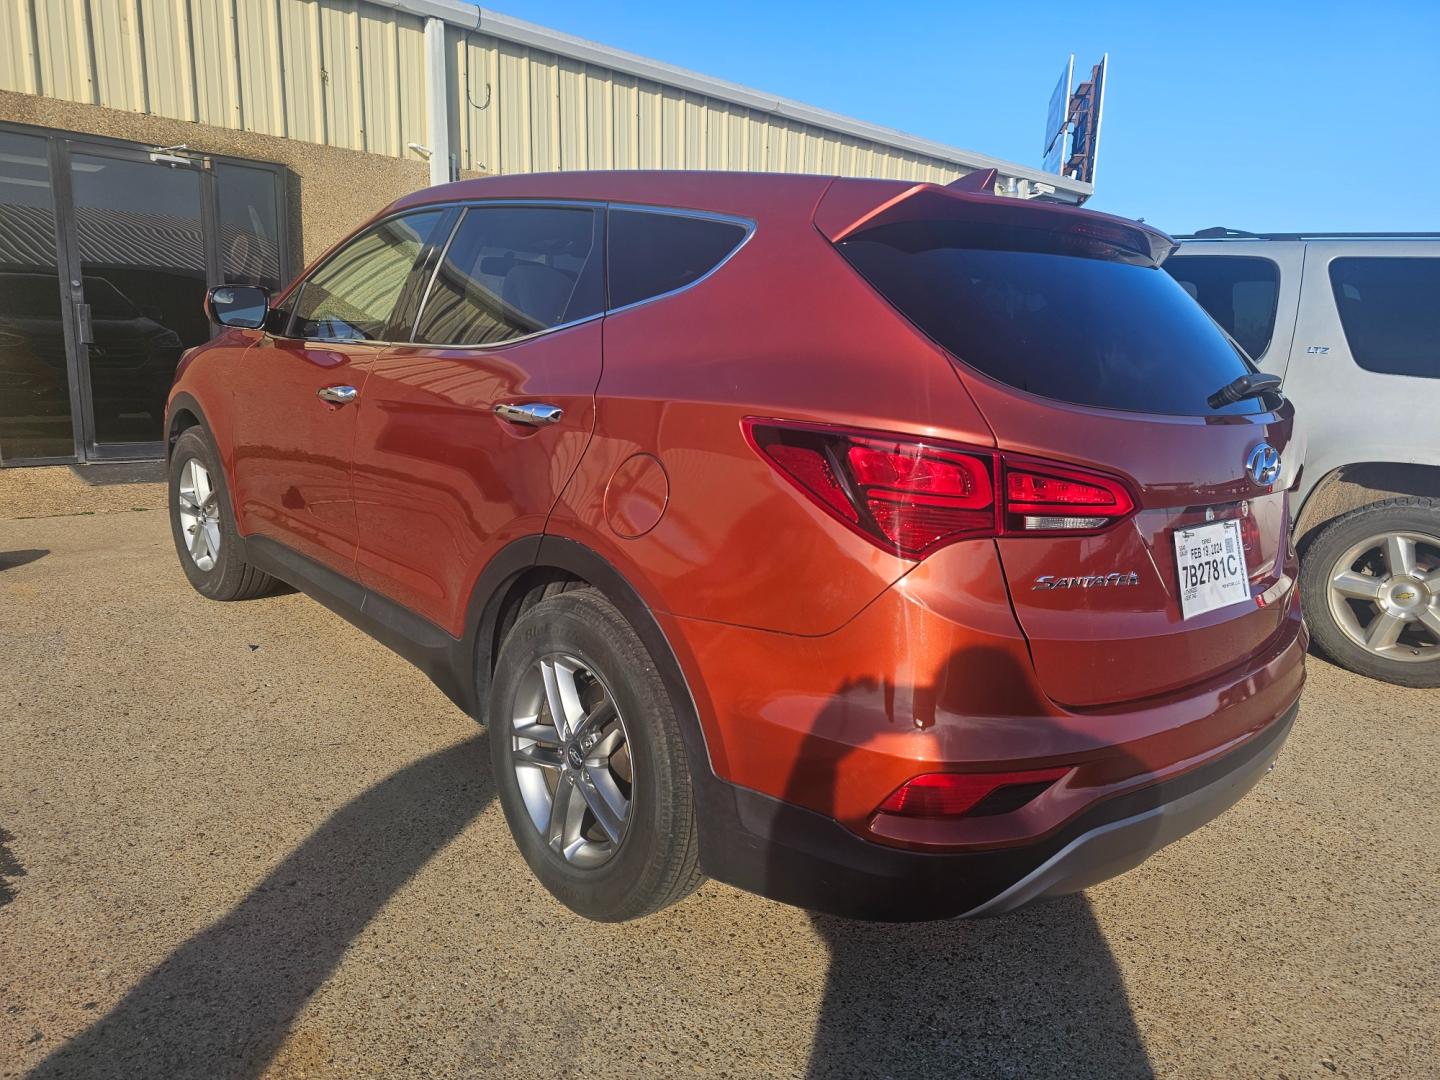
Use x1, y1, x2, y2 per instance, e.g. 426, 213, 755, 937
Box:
448, 27, 965, 182
1, 0, 974, 185
0, 0, 430, 159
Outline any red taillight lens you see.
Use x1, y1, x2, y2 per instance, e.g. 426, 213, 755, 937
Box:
762, 442, 858, 523
875, 768, 1070, 819
744, 419, 1137, 558
1002, 459, 1135, 533
746, 421, 998, 557
846, 443, 988, 500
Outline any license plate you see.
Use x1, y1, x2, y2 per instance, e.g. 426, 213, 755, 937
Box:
1174, 519, 1250, 619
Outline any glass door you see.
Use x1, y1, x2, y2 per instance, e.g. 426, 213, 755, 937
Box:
64, 143, 213, 458
0, 122, 290, 467
0, 130, 79, 464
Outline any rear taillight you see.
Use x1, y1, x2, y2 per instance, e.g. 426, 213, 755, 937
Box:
744, 419, 1136, 558
874, 767, 1070, 820
1002, 457, 1135, 533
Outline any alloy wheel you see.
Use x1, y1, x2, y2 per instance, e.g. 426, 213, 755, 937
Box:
176, 458, 221, 572
1326, 530, 1440, 663
510, 652, 633, 868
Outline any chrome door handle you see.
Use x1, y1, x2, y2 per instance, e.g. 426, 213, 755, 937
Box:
317, 385, 358, 405
494, 402, 564, 426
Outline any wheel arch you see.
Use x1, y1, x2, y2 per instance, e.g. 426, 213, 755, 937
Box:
464, 534, 716, 781
166, 391, 212, 459
1295, 458, 1440, 553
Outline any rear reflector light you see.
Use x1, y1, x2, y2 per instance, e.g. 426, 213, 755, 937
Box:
744, 419, 1136, 557
875, 767, 1070, 819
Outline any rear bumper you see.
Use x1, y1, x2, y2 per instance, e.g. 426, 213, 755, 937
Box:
695, 700, 1297, 921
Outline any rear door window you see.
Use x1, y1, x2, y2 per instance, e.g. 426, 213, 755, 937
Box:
1165, 255, 1280, 359
412, 205, 602, 345
607, 208, 749, 309
838, 220, 1261, 416
290, 210, 446, 341
1328, 257, 1440, 379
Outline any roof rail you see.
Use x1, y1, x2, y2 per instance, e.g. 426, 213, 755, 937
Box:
1175, 228, 1440, 241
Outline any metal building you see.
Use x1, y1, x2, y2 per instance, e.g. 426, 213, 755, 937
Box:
0, 0, 1089, 467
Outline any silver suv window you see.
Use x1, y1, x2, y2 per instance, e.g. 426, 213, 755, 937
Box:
1165, 255, 1279, 360
1329, 257, 1440, 379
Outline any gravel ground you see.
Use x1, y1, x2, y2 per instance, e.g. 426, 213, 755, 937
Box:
1, 470, 1436, 1079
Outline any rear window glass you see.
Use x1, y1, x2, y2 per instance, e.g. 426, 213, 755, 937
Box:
1165, 255, 1279, 360
607, 209, 748, 310
1329, 257, 1440, 379
838, 220, 1261, 416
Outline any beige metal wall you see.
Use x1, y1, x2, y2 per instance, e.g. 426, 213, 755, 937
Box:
446, 29, 965, 183
0, 0, 431, 159
1, 0, 970, 184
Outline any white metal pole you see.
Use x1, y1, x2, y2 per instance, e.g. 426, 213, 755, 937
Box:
423, 16, 452, 187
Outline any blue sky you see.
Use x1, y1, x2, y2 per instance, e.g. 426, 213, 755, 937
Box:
488, 0, 1438, 234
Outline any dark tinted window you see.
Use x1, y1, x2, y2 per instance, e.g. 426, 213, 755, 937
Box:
1165, 255, 1279, 359
291, 210, 444, 341
413, 206, 600, 345
607, 208, 748, 309
216, 163, 284, 294
838, 220, 1260, 416
1329, 257, 1440, 379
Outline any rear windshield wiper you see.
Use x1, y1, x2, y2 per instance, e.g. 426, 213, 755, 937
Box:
1207, 372, 1282, 410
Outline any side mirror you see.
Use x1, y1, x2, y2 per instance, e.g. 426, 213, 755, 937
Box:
206, 284, 269, 329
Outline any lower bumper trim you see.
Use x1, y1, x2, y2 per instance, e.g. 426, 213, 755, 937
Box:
694, 701, 1298, 921
961, 708, 1294, 917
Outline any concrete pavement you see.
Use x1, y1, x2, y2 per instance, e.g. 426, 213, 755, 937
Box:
1, 471, 1436, 1078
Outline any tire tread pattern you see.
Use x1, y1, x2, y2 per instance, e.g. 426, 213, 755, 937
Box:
1300, 495, 1440, 689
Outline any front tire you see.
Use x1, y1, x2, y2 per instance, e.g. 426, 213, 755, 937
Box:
488, 587, 703, 921
168, 426, 274, 601
1300, 497, 1440, 688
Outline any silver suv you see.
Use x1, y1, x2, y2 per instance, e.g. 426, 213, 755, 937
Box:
1169, 231, 1440, 688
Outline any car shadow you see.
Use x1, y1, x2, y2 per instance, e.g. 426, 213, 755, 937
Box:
28, 735, 494, 1080
779, 647, 1157, 1078
805, 898, 1152, 1078
0, 548, 48, 571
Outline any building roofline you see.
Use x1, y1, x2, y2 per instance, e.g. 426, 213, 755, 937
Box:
368, 0, 1092, 198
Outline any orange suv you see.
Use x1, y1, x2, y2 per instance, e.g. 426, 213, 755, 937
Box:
169, 171, 1305, 921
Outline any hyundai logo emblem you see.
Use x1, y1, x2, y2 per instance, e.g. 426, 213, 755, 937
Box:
1245, 442, 1282, 487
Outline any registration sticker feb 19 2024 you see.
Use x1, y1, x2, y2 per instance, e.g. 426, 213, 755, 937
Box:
1174, 519, 1250, 620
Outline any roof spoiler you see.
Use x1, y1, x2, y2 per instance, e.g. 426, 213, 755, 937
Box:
946, 168, 998, 194
815, 178, 1177, 266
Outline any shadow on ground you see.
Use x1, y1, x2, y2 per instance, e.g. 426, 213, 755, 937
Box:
1, 825, 26, 905
0, 548, 48, 571
805, 898, 1152, 1078
28, 736, 493, 1080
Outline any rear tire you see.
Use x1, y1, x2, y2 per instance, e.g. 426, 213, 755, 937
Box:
488, 587, 703, 921
1300, 497, 1440, 688
168, 426, 275, 601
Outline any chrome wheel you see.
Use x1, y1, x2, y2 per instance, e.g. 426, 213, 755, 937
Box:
176, 457, 221, 572
510, 653, 633, 868
1327, 530, 1440, 663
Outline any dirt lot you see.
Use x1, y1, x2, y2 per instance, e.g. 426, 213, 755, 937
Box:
1, 467, 1437, 1079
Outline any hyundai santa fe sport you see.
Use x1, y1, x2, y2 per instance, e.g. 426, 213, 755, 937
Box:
167, 171, 1306, 922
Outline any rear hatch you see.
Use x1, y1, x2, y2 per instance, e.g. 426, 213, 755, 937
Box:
824, 182, 1296, 707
